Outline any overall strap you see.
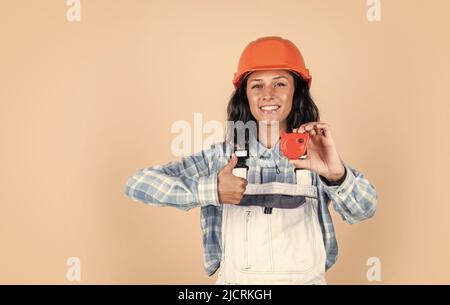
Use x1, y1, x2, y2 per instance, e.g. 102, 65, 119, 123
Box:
295, 168, 313, 185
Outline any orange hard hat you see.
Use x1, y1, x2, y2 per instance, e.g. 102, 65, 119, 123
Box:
232, 36, 312, 89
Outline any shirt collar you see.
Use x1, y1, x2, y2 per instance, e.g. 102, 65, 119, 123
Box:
248, 128, 283, 160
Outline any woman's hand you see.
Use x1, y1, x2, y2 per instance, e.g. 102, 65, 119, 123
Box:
217, 153, 248, 204
289, 122, 346, 182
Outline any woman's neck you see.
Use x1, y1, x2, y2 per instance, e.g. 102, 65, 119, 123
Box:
258, 122, 286, 149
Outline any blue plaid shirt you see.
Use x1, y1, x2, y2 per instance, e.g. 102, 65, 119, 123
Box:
124, 135, 377, 276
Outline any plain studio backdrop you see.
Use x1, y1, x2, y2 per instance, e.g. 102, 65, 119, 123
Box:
0, 0, 449, 284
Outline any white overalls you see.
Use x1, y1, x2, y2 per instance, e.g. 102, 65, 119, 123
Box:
216, 168, 327, 285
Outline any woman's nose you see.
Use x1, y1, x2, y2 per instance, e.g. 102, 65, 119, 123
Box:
261, 86, 275, 100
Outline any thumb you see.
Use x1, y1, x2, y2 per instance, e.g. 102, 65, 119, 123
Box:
289, 158, 311, 170
223, 153, 238, 172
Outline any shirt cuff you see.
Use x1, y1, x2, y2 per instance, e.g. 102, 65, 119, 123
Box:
319, 167, 346, 186
318, 162, 355, 198
197, 173, 221, 207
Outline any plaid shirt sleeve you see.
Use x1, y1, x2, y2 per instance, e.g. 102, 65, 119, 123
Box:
318, 161, 377, 224
124, 145, 222, 211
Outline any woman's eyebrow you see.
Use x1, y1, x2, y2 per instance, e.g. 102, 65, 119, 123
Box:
250, 76, 288, 82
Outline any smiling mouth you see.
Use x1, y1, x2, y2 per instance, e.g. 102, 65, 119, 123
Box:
259, 105, 280, 113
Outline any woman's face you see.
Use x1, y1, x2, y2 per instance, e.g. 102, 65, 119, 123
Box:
246, 69, 295, 131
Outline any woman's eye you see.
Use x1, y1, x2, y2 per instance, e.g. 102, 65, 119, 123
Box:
251, 83, 286, 89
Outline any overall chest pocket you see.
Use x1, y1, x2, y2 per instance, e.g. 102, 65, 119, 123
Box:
228, 198, 320, 274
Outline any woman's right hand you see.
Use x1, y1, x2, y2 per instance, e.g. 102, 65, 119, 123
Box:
217, 153, 248, 204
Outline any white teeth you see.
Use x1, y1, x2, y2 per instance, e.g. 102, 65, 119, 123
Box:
260, 105, 280, 111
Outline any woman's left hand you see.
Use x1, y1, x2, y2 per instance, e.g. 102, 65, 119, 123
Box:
289, 122, 346, 182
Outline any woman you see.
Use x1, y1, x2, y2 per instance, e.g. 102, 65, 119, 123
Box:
124, 36, 377, 285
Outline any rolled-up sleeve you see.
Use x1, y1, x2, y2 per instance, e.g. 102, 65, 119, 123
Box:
124, 145, 222, 211
318, 162, 377, 224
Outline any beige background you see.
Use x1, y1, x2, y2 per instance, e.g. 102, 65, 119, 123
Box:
1, 0, 449, 284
